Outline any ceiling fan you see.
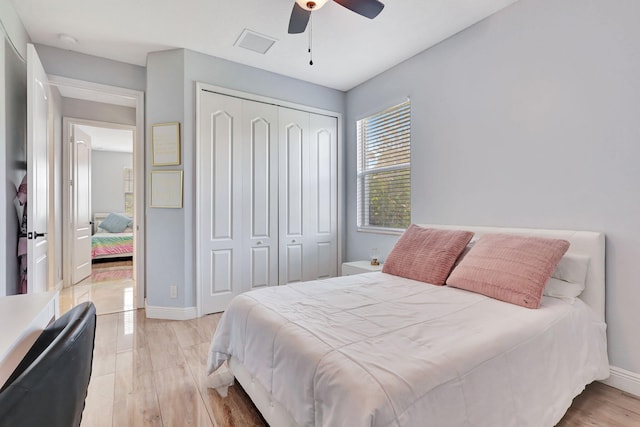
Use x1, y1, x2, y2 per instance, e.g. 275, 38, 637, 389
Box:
288, 0, 385, 34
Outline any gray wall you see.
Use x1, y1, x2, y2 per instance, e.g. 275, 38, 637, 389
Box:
145, 48, 346, 308
3, 37, 26, 295
345, 0, 640, 375
35, 44, 146, 92
62, 98, 136, 126
91, 150, 133, 215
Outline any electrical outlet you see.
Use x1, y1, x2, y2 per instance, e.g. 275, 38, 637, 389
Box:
170, 285, 178, 299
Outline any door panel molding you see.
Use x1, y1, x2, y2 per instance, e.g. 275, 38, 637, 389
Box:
54, 75, 145, 309
197, 83, 342, 316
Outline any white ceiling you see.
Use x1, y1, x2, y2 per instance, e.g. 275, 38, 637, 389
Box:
77, 125, 133, 153
11, 0, 519, 91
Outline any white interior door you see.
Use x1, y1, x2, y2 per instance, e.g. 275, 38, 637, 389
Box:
309, 113, 338, 279
242, 100, 279, 290
71, 126, 92, 284
198, 88, 338, 313
26, 44, 50, 294
199, 91, 245, 314
278, 107, 309, 284
279, 108, 338, 284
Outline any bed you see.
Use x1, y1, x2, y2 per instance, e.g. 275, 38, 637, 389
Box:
91, 212, 134, 260
207, 225, 609, 427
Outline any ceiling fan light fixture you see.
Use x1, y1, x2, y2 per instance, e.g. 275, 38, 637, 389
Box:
295, 0, 330, 11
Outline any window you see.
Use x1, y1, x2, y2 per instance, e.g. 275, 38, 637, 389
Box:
357, 100, 411, 232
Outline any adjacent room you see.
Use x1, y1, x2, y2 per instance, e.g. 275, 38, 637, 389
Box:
0, 0, 639, 425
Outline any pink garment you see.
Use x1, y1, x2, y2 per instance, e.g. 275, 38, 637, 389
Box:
17, 175, 27, 205
16, 174, 28, 294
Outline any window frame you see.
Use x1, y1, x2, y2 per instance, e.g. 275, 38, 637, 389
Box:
356, 99, 411, 234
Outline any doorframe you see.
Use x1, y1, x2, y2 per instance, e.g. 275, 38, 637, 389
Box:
53, 76, 145, 309
62, 117, 135, 281
194, 82, 344, 317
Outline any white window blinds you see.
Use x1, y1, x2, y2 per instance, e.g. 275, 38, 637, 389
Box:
357, 100, 411, 232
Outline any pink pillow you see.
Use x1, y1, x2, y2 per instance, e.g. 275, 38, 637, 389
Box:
382, 225, 474, 285
446, 234, 570, 308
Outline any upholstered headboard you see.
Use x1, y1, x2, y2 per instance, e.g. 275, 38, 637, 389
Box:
417, 224, 606, 322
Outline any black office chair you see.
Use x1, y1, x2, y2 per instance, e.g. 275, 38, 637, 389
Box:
0, 302, 97, 427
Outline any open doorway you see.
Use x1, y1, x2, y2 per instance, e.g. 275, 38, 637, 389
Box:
61, 119, 136, 315
47, 75, 145, 314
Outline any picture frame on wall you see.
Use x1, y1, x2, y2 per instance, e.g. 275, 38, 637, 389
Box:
151, 122, 181, 166
149, 170, 183, 208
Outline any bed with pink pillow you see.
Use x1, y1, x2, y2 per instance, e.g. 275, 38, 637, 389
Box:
207, 225, 609, 427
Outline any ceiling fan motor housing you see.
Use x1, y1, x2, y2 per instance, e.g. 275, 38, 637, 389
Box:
295, 0, 329, 12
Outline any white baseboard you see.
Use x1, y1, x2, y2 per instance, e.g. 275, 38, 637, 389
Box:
145, 304, 198, 320
600, 366, 640, 398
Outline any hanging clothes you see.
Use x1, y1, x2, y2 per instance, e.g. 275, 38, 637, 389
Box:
16, 174, 28, 294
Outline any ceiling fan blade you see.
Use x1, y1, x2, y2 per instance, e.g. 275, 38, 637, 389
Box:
288, 3, 311, 34
333, 0, 384, 19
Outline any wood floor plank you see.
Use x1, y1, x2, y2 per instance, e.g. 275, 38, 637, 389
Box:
153, 363, 214, 426
170, 318, 212, 349
117, 309, 147, 353
113, 390, 163, 427
182, 342, 262, 427
91, 312, 118, 376
114, 349, 156, 396
81, 373, 115, 427
145, 319, 188, 371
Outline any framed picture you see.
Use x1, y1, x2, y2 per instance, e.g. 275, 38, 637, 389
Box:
152, 122, 181, 166
149, 170, 183, 208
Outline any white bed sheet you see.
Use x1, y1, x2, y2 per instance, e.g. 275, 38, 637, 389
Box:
208, 272, 609, 427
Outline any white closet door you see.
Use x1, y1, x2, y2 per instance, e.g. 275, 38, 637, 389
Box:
242, 100, 279, 290
198, 87, 339, 313
309, 114, 338, 279
278, 108, 309, 284
279, 108, 338, 284
199, 92, 244, 314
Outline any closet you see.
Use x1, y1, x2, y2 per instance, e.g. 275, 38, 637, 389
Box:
198, 89, 338, 314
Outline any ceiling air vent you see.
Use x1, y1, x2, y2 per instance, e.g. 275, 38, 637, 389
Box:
235, 29, 278, 55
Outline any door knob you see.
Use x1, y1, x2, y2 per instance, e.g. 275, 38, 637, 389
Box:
27, 231, 47, 240
256, 241, 263, 245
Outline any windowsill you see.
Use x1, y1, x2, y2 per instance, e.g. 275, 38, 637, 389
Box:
357, 226, 405, 236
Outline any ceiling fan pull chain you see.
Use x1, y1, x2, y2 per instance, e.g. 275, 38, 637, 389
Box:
308, 13, 314, 65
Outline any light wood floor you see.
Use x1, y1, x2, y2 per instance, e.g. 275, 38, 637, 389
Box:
77, 308, 640, 427
59, 260, 135, 316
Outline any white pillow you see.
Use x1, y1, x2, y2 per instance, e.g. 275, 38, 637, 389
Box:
543, 254, 590, 301
552, 253, 590, 284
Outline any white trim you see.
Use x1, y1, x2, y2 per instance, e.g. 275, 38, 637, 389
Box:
600, 366, 640, 398
62, 117, 135, 285
50, 76, 146, 309
195, 82, 344, 318
145, 304, 198, 321
197, 83, 341, 119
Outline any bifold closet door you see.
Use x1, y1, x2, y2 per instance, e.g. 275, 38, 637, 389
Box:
278, 107, 338, 284
199, 92, 279, 314
241, 100, 279, 290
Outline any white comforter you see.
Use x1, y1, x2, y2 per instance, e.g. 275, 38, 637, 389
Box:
207, 272, 609, 427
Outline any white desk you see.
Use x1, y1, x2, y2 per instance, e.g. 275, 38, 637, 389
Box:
0, 291, 58, 387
